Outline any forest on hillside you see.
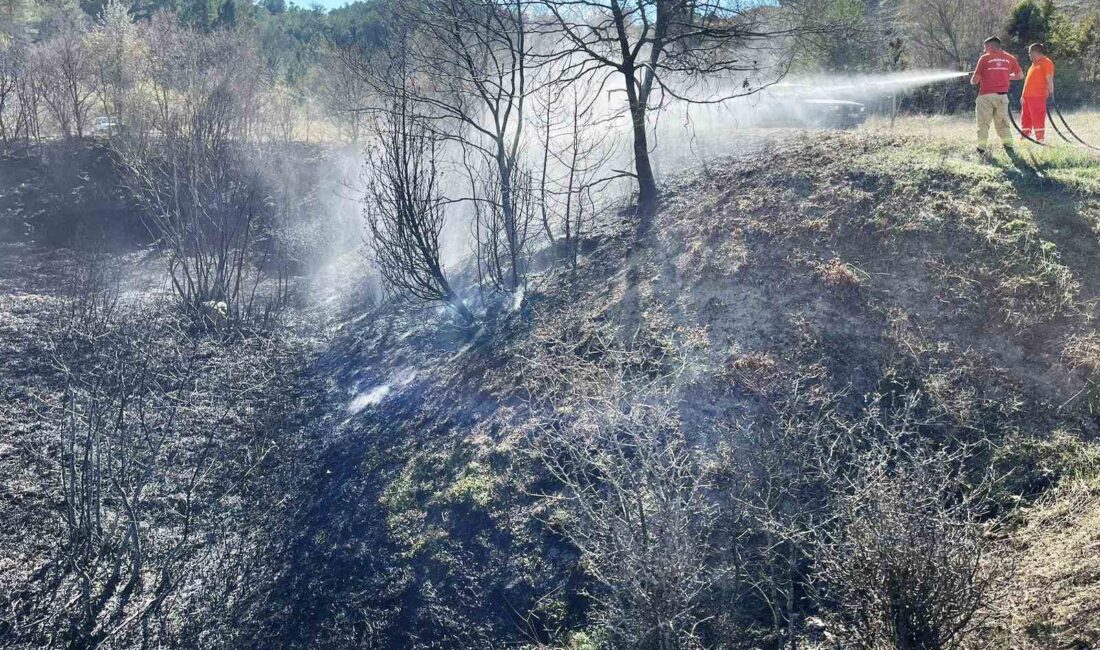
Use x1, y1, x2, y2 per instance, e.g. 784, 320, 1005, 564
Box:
0, 0, 1097, 155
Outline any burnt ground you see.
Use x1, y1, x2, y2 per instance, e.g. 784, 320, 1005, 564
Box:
2, 132, 1099, 648
231, 133, 1100, 647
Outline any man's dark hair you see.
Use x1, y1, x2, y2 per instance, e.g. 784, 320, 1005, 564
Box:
984, 36, 1002, 47
1029, 42, 1045, 53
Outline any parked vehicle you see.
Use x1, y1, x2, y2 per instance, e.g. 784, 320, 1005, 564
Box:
759, 85, 867, 130
93, 116, 122, 136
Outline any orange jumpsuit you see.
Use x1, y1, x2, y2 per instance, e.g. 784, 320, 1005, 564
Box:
1021, 55, 1054, 142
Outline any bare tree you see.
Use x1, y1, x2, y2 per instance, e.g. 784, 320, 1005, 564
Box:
266, 81, 302, 144
33, 11, 97, 140
414, 0, 538, 294
534, 0, 804, 226
336, 0, 537, 295
814, 435, 1008, 650
0, 22, 29, 149
898, 0, 1009, 69
116, 26, 282, 326
363, 68, 475, 324
320, 43, 372, 142
534, 73, 620, 266
468, 157, 536, 294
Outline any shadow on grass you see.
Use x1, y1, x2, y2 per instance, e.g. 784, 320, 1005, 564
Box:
1003, 146, 1048, 184
996, 146, 1100, 302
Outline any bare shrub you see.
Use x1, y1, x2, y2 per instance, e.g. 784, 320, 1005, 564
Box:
814, 436, 1007, 650
119, 135, 274, 326
115, 26, 287, 327
363, 64, 474, 324
526, 339, 717, 649
52, 317, 201, 648
717, 376, 853, 649
57, 246, 123, 339
0, 246, 299, 648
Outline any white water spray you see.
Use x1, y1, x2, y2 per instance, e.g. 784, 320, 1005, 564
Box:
771, 69, 970, 101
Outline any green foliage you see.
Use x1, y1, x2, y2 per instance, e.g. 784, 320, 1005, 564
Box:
324, 0, 388, 47
566, 630, 601, 650
1004, 0, 1100, 105
1007, 0, 1055, 55
177, 0, 213, 29
247, 1, 386, 83
215, 0, 234, 27
439, 461, 496, 508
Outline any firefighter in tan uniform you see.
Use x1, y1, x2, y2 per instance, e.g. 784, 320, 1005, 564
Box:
969, 36, 1024, 154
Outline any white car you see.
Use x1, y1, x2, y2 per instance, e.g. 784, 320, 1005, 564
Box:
93, 116, 121, 135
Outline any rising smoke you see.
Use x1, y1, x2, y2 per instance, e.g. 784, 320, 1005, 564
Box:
327, 68, 969, 283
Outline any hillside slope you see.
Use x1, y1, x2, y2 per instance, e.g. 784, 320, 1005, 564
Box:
3, 131, 1098, 648
232, 132, 1100, 648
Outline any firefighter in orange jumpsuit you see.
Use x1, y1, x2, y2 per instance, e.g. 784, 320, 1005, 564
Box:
1021, 43, 1055, 142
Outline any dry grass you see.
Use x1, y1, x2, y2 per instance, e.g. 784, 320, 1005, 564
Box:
1063, 332, 1100, 412
812, 257, 863, 288
1001, 469, 1100, 649
1064, 332, 1100, 374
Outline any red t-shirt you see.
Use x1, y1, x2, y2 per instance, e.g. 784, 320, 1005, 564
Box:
975, 50, 1022, 95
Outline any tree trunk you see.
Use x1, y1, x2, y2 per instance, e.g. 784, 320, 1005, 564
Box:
630, 105, 658, 228
495, 143, 520, 292
623, 72, 658, 231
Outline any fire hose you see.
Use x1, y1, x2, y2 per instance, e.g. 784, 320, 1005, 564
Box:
1005, 92, 1099, 151
1050, 100, 1100, 151
1046, 104, 1076, 145
1006, 99, 1045, 146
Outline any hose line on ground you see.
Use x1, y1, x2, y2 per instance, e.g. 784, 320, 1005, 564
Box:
1050, 101, 1100, 152
1007, 100, 1045, 146
1045, 103, 1076, 145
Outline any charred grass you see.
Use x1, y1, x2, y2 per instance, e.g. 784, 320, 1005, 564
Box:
4, 129, 1100, 647
258, 131, 1100, 645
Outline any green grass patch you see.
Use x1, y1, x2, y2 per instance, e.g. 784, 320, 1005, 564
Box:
863, 114, 1100, 194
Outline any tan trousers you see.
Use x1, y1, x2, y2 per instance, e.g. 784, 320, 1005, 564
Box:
976, 93, 1012, 147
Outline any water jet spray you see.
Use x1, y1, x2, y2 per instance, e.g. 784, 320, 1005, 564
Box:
772, 69, 971, 103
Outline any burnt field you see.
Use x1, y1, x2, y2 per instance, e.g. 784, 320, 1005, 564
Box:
2, 131, 1099, 648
